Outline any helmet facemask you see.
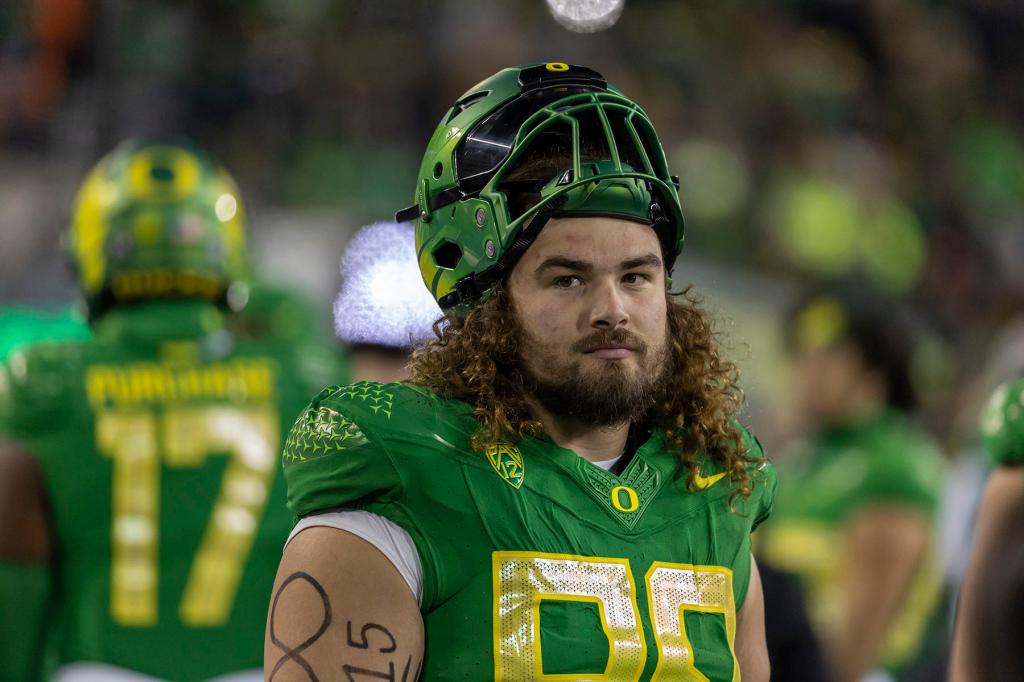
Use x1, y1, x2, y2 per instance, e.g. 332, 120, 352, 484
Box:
405, 64, 684, 315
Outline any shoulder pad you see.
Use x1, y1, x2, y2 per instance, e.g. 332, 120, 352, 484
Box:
982, 378, 1024, 466
326, 381, 405, 420
282, 382, 437, 464
0, 340, 85, 433
281, 382, 445, 518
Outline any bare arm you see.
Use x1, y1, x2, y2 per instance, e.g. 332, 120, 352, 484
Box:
735, 554, 770, 682
949, 466, 1024, 682
0, 440, 52, 561
264, 526, 424, 682
0, 440, 53, 682
831, 505, 929, 682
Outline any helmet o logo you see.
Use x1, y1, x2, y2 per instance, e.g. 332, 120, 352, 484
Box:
128, 147, 201, 202
545, 62, 570, 72
611, 485, 639, 513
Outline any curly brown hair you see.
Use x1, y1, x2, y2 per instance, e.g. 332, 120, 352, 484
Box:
408, 284, 762, 498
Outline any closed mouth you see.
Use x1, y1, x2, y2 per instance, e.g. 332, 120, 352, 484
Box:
584, 345, 636, 353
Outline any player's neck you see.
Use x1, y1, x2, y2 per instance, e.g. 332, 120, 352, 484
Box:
530, 401, 630, 463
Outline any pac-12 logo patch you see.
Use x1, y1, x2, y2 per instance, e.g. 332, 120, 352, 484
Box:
486, 443, 525, 489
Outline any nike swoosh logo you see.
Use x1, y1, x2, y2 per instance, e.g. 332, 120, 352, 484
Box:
693, 470, 727, 490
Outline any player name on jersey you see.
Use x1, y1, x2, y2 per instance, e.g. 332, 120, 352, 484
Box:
85, 358, 276, 407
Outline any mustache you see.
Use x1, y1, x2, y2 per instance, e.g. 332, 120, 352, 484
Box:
572, 328, 648, 355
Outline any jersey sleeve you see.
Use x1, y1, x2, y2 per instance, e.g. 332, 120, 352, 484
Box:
0, 343, 72, 438
282, 383, 404, 519
981, 378, 1024, 466
731, 425, 777, 609
741, 429, 777, 532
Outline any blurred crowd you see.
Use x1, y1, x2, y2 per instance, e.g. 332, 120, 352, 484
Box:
4, 0, 1024, 441
1, 1, 1023, 681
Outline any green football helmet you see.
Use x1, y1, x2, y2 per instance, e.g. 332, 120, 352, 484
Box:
981, 378, 1024, 466
399, 62, 685, 313
67, 140, 249, 318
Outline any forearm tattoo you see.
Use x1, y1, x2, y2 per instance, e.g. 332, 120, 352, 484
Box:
269, 572, 332, 682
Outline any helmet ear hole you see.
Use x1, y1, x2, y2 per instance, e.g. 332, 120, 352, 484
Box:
433, 162, 443, 179
433, 240, 463, 270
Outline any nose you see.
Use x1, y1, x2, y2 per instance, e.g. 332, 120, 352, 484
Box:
589, 279, 629, 330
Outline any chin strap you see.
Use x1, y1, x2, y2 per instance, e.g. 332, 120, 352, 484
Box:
437, 198, 566, 311
395, 186, 467, 224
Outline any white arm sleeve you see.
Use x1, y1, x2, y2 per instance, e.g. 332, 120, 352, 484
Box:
287, 510, 423, 606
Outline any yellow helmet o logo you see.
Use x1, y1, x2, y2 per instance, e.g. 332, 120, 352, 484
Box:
610, 485, 639, 513
545, 62, 570, 72
127, 146, 201, 202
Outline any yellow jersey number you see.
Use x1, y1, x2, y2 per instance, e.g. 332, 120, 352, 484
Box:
96, 405, 278, 627
493, 551, 737, 681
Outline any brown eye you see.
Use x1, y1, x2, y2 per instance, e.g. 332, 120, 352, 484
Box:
623, 273, 648, 285
553, 275, 582, 288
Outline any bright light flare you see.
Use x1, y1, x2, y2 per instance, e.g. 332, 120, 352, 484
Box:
334, 221, 442, 348
545, 0, 626, 33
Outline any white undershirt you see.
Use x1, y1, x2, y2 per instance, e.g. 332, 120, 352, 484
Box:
285, 453, 625, 606
590, 454, 623, 471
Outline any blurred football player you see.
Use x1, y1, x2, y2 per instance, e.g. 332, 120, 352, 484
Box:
758, 294, 945, 682
0, 140, 344, 681
333, 220, 441, 383
266, 63, 776, 681
232, 279, 351, 388
949, 377, 1024, 682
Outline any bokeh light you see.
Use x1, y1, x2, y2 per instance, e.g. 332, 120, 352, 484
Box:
333, 221, 441, 349
545, 0, 625, 33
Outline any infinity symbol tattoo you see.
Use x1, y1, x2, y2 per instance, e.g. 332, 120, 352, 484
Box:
269, 571, 332, 681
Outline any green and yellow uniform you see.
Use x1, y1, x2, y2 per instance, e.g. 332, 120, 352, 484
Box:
759, 410, 945, 675
0, 300, 345, 680
284, 381, 776, 681
0, 306, 90, 361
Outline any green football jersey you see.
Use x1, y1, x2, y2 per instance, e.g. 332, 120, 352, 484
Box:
0, 300, 348, 681
981, 378, 1024, 466
0, 305, 91, 361
758, 410, 945, 674
283, 381, 777, 681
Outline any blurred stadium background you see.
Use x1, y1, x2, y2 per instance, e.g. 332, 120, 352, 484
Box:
2, 0, 1023, 679
3, 0, 1022, 451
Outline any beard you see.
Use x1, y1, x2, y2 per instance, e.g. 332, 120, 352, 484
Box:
518, 326, 671, 428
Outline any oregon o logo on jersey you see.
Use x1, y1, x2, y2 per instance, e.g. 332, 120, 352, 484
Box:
611, 485, 640, 513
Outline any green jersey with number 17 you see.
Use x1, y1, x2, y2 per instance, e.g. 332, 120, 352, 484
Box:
0, 300, 346, 681
283, 381, 777, 681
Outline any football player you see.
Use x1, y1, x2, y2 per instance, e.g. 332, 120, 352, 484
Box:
949, 377, 1024, 682
265, 63, 776, 681
758, 294, 945, 682
0, 140, 345, 681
